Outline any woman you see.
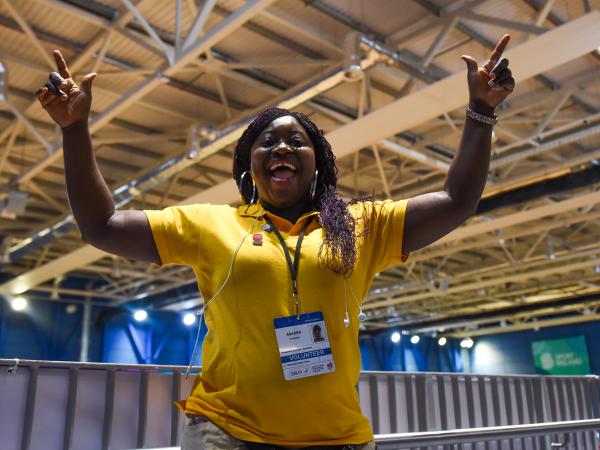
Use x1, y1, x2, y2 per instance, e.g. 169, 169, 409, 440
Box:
36, 34, 514, 449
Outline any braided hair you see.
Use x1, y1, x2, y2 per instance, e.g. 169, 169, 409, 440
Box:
232, 107, 367, 275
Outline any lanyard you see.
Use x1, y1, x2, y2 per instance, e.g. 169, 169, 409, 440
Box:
264, 215, 313, 319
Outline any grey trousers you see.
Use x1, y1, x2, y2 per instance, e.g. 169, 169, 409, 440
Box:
181, 416, 376, 450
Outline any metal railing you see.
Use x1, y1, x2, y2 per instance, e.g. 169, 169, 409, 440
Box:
375, 419, 600, 449
1, 359, 598, 450
360, 370, 600, 449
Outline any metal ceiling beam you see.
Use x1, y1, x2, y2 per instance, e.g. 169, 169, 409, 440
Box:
8, 51, 380, 261
181, 0, 217, 53
121, 0, 174, 64
417, 0, 598, 114
2, 11, 599, 295
326, 11, 600, 161
438, 189, 600, 245
1, 245, 108, 296
414, 208, 600, 264
4, 163, 598, 295
13, 0, 277, 186
0, 179, 237, 296
401, 292, 600, 336
533, 0, 557, 26
456, 11, 547, 35
0, 0, 153, 179
0, 0, 55, 69
459, 312, 600, 337
366, 257, 600, 311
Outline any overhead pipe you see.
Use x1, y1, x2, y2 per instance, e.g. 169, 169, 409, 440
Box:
491, 121, 600, 169
357, 34, 443, 83
342, 31, 364, 81
398, 292, 600, 336
394, 113, 600, 199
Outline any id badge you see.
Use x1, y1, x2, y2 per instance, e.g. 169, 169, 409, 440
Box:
274, 311, 335, 381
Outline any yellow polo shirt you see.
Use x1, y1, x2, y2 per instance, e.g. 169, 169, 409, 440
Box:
145, 200, 408, 445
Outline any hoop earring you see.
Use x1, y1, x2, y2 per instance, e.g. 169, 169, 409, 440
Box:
310, 169, 319, 203
239, 171, 257, 204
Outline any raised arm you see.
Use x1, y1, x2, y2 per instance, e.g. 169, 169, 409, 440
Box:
36, 50, 160, 264
402, 35, 515, 253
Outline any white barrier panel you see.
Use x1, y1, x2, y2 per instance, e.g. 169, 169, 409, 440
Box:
0, 360, 196, 450
1, 360, 598, 450
359, 371, 600, 450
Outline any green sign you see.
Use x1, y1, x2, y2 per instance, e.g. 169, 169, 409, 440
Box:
532, 336, 591, 375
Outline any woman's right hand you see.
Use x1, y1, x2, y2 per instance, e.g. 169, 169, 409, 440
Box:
36, 50, 97, 129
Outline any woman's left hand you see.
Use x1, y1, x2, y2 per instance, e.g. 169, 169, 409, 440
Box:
461, 34, 515, 109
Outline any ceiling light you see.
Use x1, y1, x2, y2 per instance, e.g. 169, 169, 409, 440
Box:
11, 296, 27, 312
133, 309, 148, 322
65, 304, 77, 314
460, 337, 474, 349
183, 312, 196, 326
390, 331, 401, 343
410, 335, 420, 344
438, 336, 447, 346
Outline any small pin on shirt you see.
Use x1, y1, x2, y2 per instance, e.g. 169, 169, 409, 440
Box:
252, 233, 263, 246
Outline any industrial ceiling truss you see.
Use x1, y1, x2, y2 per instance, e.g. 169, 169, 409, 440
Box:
0, 0, 599, 338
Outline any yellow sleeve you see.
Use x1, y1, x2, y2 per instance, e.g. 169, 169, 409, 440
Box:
360, 199, 409, 273
144, 204, 207, 266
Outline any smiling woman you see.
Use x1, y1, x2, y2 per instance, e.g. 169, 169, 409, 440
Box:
233, 107, 367, 276
36, 32, 515, 449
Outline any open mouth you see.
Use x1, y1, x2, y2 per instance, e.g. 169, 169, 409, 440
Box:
269, 161, 297, 182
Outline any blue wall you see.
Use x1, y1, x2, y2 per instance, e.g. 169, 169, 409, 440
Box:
470, 320, 600, 375
0, 296, 201, 365
2, 293, 599, 376
102, 310, 204, 366
359, 330, 464, 372
0, 296, 103, 361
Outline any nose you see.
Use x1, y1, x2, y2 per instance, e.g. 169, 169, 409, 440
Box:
271, 141, 292, 155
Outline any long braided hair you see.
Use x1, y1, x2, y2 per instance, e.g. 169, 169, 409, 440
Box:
232, 107, 367, 276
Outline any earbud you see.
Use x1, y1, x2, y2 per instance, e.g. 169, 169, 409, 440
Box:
343, 279, 367, 327
358, 309, 367, 321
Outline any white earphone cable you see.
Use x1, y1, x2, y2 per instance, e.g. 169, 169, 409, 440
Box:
343, 277, 367, 325
185, 215, 261, 377
343, 277, 350, 327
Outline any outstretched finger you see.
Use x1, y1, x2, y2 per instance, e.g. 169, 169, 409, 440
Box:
52, 50, 72, 79
483, 34, 510, 73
